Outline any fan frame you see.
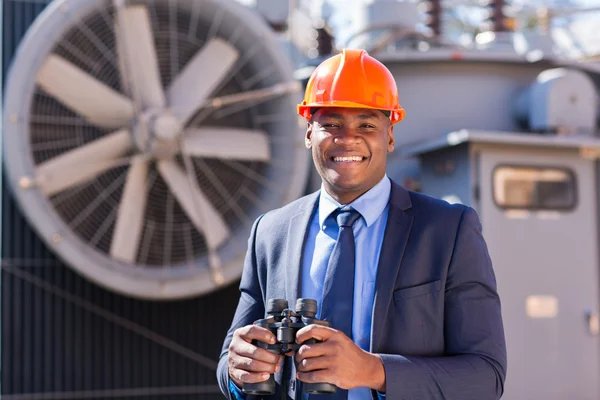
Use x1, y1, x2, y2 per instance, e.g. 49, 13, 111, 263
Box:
3, 0, 311, 300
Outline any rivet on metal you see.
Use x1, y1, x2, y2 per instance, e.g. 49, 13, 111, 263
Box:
212, 98, 223, 108
212, 269, 225, 286
19, 176, 33, 189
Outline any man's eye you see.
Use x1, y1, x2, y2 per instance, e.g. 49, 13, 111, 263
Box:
323, 123, 339, 128
360, 124, 376, 129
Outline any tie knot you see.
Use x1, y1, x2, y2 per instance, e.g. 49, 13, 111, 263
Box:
335, 208, 361, 228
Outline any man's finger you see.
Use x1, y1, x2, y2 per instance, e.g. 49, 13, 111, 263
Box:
231, 355, 282, 373
296, 355, 333, 372
297, 369, 332, 385
296, 324, 337, 344
231, 340, 281, 364
232, 369, 273, 384
295, 342, 329, 364
236, 325, 277, 344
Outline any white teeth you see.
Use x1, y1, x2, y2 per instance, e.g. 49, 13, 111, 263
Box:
333, 156, 362, 162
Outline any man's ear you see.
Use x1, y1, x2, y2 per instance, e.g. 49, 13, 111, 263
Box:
387, 125, 395, 152
305, 122, 313, 149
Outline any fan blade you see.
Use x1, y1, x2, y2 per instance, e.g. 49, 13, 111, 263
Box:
115, 17, 131, 97
167, 38, 239, 124
182, 127, 270, 161
36, 129, 132, 196
157, 160, 230, 249
37, 55, 134, 128
115, 5, 165, 108
110, 156, 149, 263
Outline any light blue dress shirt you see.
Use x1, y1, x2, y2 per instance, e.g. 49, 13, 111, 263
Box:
300, 175, 390, 400
229, 175, 391, 399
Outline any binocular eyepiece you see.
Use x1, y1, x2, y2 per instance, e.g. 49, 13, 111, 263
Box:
242, 298, 337, 396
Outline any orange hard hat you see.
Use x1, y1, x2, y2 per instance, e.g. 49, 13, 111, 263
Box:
297, 49, 405, 124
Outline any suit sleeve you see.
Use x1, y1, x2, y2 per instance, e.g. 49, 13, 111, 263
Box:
217, 215, 266, 399
375, 206, 507, 400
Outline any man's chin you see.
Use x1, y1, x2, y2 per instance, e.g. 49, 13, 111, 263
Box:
323, 176, 364, 194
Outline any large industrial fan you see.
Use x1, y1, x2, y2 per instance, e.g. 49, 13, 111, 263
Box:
3, 0, 309, 300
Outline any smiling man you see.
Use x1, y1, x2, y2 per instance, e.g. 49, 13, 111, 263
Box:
307, 107, 393, 205
218, 49, 507, 400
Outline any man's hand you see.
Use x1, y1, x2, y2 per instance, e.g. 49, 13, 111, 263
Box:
295, 324, 386, 392
228, 325, 283, 388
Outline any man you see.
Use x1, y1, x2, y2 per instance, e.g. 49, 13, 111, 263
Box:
217, 49, 507, 399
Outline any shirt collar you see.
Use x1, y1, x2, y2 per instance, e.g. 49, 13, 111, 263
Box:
318, 174, 391, 228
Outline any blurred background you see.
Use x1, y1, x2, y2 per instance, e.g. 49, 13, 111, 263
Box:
1, 0, 600, 399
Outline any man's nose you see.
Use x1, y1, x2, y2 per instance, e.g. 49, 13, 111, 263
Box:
332, 129, 362, 145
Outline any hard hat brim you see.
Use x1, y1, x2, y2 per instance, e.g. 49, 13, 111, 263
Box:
298, 101, 405, 124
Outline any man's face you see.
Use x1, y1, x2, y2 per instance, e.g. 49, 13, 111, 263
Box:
305, 107, 395, 204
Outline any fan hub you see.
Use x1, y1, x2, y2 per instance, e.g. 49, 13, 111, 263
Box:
153, 111, 182, 140
133, 108, 183, 159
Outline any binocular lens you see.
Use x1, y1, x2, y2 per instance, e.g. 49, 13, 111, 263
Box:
296, 298, 317, 316
266, 299, 288, 314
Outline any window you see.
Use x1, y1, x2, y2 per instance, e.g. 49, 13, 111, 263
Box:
493, 166, 577, 211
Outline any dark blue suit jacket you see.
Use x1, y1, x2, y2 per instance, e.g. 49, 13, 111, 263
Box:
217, 180, 507, 399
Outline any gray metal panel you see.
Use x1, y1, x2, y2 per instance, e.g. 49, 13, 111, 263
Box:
378, 48, 600, 76
378, 57, 600, 186
1, 1, 239, 398
381, 60, 569, 185
401, 129, 600, 158
387, 62, 549, 148
418, 144, 473, 207
478, 146, 600, 400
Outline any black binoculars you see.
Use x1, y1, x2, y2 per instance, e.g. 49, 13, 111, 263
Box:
242, 298, 337, 396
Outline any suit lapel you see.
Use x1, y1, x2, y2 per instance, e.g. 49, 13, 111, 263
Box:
285, 191, 320, 310
371, 181, 414, 352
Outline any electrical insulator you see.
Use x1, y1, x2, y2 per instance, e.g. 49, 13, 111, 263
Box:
418, 0, 442, 37
427, 0, 442, 37
482, 0, 514, 32
315, 26, 334, 56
